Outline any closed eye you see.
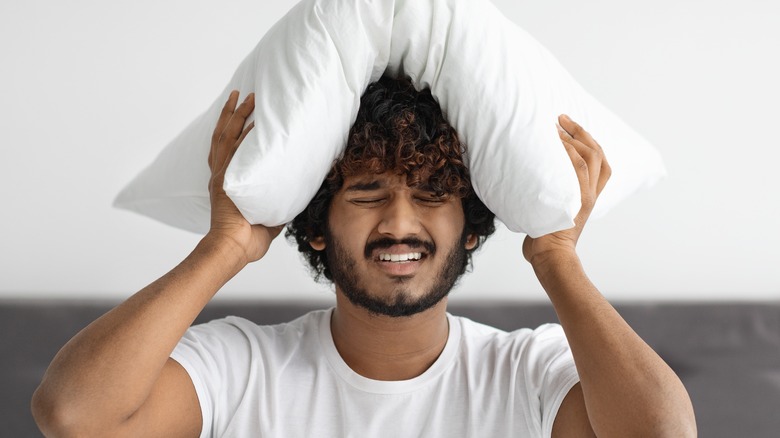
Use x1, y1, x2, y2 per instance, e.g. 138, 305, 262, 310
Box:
351, 198, 384, 205
416, 195, 448, 205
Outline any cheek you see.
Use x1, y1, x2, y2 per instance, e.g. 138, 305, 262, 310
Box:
328, 208, 372, 253
430, 204, 466, 235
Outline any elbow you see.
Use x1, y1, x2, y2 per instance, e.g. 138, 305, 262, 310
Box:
637, 373, 698, 437
608, 414, 696, 438
32, 383, 132, 438
32, 384, 62, 437
651, 417, 697, 438
31, 384, 96, 438
31, 384, 75, 438
597, 397, 697, 438
663, 386, 698, 438
668, 407, 697, 438
642, 403, 697, 438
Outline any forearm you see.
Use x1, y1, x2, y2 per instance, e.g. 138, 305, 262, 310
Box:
533, 252, 696, 437
33, 236, 246, 431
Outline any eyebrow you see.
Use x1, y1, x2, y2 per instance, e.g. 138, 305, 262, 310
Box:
344, 180, 383, 192
414, 182, 437, 193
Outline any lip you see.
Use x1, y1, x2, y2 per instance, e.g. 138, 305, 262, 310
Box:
367, 243, 431, 277
370, 244, 428, 260
373, 257, 424, 276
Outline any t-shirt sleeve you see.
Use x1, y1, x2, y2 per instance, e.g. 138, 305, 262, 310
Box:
517, 323, 580, 437
170, 317, 256, 438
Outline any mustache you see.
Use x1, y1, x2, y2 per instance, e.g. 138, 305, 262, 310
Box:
364, 237, 436, 259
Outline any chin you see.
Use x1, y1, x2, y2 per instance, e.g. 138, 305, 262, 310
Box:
339, 283, 450, 318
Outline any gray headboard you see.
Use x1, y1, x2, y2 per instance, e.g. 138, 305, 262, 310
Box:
3, 300, 779, 437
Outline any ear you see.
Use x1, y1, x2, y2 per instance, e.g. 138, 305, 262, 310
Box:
310, 236, 326, 251
464, 233, 478, 250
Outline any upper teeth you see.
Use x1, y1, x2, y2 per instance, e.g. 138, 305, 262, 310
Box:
379, 253, 422, 262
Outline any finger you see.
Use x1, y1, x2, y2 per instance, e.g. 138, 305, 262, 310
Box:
596, 159, 611, 196
559, 114, 603, 154
209, 90, 240, 171
212, 90, 240, 146
235, 121, 255, 149
558, 124, 603, 194
213, 93, 255, 174
559, 131, 590, 191
559, 137, 598, 226
559, 139, 602, 228
558, 115, 612, 196
222, 121, 255, 171
219, 93, 255, 147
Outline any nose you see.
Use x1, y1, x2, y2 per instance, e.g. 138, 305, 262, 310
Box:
376, 194, 422, 239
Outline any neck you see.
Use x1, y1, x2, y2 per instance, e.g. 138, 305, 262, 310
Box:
330, 292, 450, 381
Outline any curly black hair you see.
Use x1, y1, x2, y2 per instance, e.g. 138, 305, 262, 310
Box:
286, 75, 496, 282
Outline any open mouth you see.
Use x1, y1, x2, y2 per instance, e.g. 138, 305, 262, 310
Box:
372, 250, 427, 276
366, 238, 435, 260
376, 252, 424, 262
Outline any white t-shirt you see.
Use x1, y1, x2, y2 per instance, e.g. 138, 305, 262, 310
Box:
171, 308, 579, 438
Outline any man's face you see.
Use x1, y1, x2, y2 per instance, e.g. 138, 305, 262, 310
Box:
311, 172, 477, 317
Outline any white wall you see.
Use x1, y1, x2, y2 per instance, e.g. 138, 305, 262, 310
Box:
1, 0, 778, 302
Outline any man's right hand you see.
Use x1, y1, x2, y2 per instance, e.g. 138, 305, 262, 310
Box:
206, 90, 283, 266
31, 90, 284, 438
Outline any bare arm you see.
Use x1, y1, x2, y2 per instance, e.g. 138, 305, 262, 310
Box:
31, 91, 280, 437
530, 115, 696, 437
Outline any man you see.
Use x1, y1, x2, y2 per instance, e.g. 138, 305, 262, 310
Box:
32, 76, 696, 437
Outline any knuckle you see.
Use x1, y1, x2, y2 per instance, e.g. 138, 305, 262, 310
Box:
211, 126, 225, 144
209, 174, 224, 191
582, 195, 595, 208
578, 146, 597, 162
568, 122, 583, 136
582, 146, 604, 164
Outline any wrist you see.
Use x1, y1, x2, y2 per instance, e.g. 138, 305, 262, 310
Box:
528, 246, 578, 270
197, 233, 250, 276
529, 249, 582, 286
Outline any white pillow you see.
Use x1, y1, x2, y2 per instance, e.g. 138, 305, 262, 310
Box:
114, 0, 394, 234
386, 0, 664, 236
115, 0, 664, 238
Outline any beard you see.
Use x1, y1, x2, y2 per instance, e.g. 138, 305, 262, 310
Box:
324, 230, 467, 318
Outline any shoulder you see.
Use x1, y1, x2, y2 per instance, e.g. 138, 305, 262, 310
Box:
185, 309, 327, 341
450, 316, 579, 435
172, 308, 330, 367
452, 314, 568, 354
452, 315, 576, 388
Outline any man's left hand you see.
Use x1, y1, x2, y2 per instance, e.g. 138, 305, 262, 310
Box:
522, 114, 611, 266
